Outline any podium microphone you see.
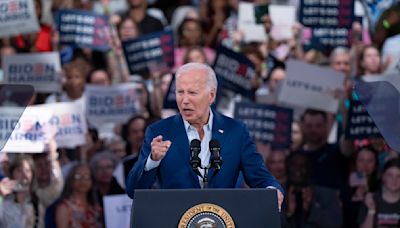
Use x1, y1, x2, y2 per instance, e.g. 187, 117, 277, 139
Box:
189, 139, 202, 177
209, 139, 222, 175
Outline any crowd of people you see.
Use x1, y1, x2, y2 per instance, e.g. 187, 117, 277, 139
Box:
0, 0, 400, 227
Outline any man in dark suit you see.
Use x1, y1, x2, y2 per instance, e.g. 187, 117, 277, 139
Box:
126, 63, 284, 208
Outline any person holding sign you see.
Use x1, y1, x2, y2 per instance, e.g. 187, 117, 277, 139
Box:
126, 63, 284, 209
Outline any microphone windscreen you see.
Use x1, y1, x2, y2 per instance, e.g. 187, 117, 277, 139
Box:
209, 139, 220, 149
190, 139, 201, 148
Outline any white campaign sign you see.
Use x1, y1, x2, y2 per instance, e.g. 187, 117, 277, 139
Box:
1, 106, 54, 153
103, 194, 132, 228
277, 60, 345, 113
3, 52, 62, 93
269, 5, 296, 40
85, 84, 140, 128
0, 0, 40, 37
238, 2, 267, 43
39, 102, 88, 148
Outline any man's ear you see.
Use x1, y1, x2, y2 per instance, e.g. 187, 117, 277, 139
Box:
209, 88, 216, 104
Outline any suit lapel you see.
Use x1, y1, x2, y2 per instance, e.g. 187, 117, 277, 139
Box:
173, 114, 201, 188
208, 111, 225, 186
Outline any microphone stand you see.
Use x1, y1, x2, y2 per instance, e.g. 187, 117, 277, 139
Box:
192, 165, 210, 188
202, 165, 209, 189
203, 166, 209, 188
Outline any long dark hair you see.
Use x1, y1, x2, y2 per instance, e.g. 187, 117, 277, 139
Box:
352, 145, 380, 191
59, 163, 98, 206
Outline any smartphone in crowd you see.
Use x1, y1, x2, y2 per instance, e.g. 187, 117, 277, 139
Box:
254, 4, 269, 24
349, 171, 368, 187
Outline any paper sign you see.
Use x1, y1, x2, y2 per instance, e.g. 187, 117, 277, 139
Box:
0, 0, 39, 37
3, 52, 62, 93
234, 102, 293, 148
269, 5, 296, 40
213, 46, 256, 98
238, 2, 267, 42
277, 60, 345, 113
1, 106, 54, 153
104, 194, 132, 228
299, 0, 355, 28
57, 10, 110, 52
345, 98, 381, 139
85, 84, 140, 128
122, 29, 174, 75
40, 102, 87, 148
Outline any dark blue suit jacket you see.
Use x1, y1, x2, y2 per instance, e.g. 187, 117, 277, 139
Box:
126, 111, 283, 198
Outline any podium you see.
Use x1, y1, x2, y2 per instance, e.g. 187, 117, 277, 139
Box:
131, 188, 281, 228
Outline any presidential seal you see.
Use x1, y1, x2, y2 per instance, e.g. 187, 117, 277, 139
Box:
178, 203, 235, 228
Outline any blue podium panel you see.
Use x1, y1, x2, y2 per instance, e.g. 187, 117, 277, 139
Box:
131, 188, 280, 228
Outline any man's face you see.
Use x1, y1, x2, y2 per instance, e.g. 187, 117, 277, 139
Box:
176, 69, 216, 126
331, 53, 351, 76
301, 114, 327, 145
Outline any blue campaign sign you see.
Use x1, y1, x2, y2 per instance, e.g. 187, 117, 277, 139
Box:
234, 102, 293, 148
345, 98, 381, 139
355, 80, 400, 152
163, 74, 178, 110
299, 0, 355, 28
309, 27, 349, 53
213, 46, 256, 98
122, 29, 174, 75
57, 10, 110, 52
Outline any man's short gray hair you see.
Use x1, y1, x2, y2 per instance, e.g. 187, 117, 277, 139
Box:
330, 46, 350, 63
175, 62, 218, 92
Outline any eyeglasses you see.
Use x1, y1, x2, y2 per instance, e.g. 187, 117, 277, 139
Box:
73, 174, 91, 181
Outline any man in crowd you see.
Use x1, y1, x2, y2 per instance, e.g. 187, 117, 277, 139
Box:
298, 109, 348, 190
125, 0, 165, 34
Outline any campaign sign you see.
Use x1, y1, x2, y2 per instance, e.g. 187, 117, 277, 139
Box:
3, 52, 62, 93
57, 10, 110, 52
0, 84, 34, 151
41, 102, 87, 148
104, 194, 132, 228
163, 74, 178, 110
238, 2, 267, 42
277, 60, 345, 113
234, 102, 293, 148
300, 0, 355, 28
345, 98, 381, 139
269, 5, 296, 40
0, 0, 39, 37
213, 46, 256, 98
1, 106, 54, 153
122, 29, 174, 75
310, 27, 349, 52
86, 84, 140, 128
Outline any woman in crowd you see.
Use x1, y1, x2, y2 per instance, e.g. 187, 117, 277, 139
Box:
45, 61, 88, 104
55, 163, 102, 228
290, 121, 303, 152
175, 18, 215, 70
182, 46, 209, 64
265, 149, 287, 187
87, 68, 111, 86
89, 151, 124, 207
0, 155, 36, 228
359, 158, 400, 228
357, 45, 382, 77
343, 146, 379, 227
